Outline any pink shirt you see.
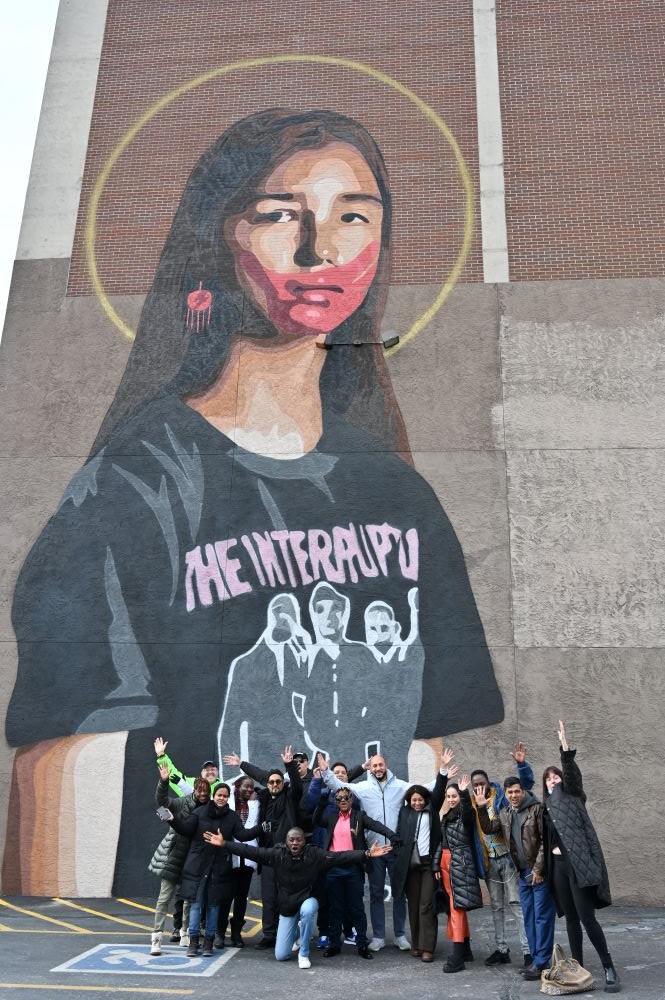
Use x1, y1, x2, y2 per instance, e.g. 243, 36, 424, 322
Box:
330, 811, 354, 852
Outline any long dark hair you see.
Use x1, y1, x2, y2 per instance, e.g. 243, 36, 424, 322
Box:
92, 108, 409, 456
542, 765, 563, 801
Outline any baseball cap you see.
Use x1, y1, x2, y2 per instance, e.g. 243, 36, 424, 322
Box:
292, 751, 308, 762
201, 759, 217, 768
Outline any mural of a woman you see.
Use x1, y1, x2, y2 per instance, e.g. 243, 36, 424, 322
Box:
5, 108, 503, 895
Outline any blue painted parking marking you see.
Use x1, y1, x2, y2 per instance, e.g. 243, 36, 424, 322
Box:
52, 943, 234, 977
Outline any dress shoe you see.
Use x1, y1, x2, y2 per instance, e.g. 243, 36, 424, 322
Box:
410, 948, 422, 957
357, 946, 373, 959
522, 962, 544, 981
323, 946, 341, 957
254, 937, 276, 950
421, 951, 434, 963
485, 949, 511, 965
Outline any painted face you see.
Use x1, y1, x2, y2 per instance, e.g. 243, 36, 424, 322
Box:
410, 792, 426, 812
213, 787, 230, 806
332, 764, 349, 782
312, 598, 346, 640
370, 756, 387, 781
445, 786, 460, 808
228, 142, 383, 336
237, 778, 254, 801
545, 770, 562, 793
286, 829, 306, 856
365, 609, 398, 647
505, 783, 525, 808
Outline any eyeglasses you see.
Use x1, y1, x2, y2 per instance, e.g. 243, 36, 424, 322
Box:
267, 779, 283, 786
335, 795, 351, 803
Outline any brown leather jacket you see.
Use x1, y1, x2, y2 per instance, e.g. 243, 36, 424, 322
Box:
477, 791, 545, 877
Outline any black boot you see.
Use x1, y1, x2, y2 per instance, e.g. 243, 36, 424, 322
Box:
186, 934, 200, 957
443, 941, 465, 974
202, 936, 214, 957
603, 957, 620, 993
463, 937, 474, 961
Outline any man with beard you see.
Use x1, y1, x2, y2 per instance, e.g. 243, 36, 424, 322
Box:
204, 825, 392, 968
222, 746, 303, 949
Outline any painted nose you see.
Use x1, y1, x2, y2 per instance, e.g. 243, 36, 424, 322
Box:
293, 210, 332, 267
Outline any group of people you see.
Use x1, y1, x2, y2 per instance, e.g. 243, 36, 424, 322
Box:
147, 721, 619, 991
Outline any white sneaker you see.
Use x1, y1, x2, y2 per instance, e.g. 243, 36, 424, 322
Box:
394, 935, 411, 951
292, 937, 300, 952
368, 937, 385, 952
298, 954, 312, 969
150, 932, 162, 956
179, 933, 189, 948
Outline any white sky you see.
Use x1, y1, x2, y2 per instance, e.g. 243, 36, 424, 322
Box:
0, 1, 60, 338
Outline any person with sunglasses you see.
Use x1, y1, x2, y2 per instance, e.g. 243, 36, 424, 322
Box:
321, 787, 397, 959
222, 745, 303, 950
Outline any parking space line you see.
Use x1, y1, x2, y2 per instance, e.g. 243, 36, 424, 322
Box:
0, 986, 192, 994
115, 899, 155, 914
0, 899, 89, 933
52, 899, 152, 931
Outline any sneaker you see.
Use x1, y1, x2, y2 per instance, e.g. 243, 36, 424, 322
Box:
394, 935, 411, 951
485, 949, 511, 966
298, 954, 312, 969
368, 937, 385, 952
317, 935, 329, 949
343, 931, 357, 945
179, 933, 189, 948
292, 937, 300, 952
169, 930, 181, 944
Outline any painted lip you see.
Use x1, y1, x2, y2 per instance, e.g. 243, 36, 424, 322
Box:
284, 279, 344, 296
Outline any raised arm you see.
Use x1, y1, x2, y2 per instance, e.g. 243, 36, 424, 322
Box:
510, 741, 534, 791
558, 720, 585, 798
154, 737, 195, 794
202, 829, 272, 865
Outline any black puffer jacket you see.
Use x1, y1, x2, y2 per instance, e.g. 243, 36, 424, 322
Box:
543, 748, 611, 913
170, 802, 259, 904
148, 778, 203, 883
433, 788, 482, 912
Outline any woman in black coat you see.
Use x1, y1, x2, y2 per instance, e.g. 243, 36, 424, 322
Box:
542, 721, 619, 993
433, 774, 482, 974
392, 766, 448, 963
168, 783, 259, 957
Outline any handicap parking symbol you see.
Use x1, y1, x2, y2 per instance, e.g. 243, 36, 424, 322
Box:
52, 943, 234, 977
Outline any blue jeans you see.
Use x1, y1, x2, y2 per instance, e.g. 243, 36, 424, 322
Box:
188, 899, 218, 938
368, 852, 406, 939
518, 869, 556, 969
274, 896, 319, 960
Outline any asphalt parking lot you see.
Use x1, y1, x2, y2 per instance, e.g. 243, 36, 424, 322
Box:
0, 895, 664, 999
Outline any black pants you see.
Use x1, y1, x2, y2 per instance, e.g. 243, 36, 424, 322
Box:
260, 864, 278, 940
216, 864, 254, 938
552, 853, 610, 965
326, 865, 368, 949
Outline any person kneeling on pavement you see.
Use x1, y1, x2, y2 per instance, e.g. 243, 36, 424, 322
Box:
204, 825, 392, 968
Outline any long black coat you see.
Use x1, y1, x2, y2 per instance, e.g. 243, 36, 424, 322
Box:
543, 749, 611, 914
392, 772, 447, 899
433, 788, 483, 912
170, 802, 259, 904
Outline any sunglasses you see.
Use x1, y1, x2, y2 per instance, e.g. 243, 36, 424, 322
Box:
335, 795, 351, 802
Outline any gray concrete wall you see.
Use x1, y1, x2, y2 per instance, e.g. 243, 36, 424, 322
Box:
1, 263, 662, 902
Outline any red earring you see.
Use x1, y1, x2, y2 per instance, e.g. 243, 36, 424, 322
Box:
186, 281, 213, 331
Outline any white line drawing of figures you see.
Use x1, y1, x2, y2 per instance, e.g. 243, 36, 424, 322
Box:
364, 586, 420, 664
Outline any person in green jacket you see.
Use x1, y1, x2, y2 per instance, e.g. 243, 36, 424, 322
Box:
154, 736, 220, 797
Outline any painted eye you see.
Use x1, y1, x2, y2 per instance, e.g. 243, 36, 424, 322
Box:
254, 209, 296, 224
340, 211, 370, 224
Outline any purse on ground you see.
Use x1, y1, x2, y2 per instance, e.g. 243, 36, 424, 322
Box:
540, 943, 594, 995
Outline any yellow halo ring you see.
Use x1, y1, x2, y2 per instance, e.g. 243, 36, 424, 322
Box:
85, 54, 474, 355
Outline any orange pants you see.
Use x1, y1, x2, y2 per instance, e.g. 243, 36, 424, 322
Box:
440, 848, 470, 943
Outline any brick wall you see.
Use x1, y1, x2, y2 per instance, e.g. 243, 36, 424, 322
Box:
497, 0, 664, 280
68, 0, 482, 296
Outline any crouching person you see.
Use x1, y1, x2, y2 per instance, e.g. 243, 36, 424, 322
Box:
204, 825, 392, 968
